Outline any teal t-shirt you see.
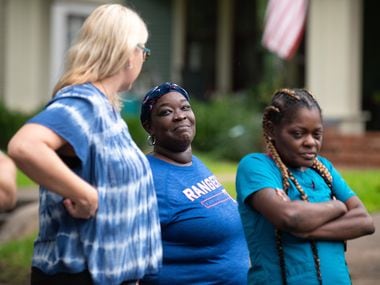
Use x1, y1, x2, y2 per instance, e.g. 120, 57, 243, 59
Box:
236, 153, 355, 285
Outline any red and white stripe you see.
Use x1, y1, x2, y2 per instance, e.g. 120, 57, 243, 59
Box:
262, 0, 309, 60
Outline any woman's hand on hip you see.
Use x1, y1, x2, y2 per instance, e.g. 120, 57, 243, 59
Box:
63, 187, 99, 219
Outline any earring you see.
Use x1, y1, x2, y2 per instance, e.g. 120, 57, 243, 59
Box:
147, 135, 156, 146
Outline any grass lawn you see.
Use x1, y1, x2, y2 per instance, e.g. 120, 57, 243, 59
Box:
16, 171, 36, 188
0, 234, 35, 284
341, 169, 380, 213
0, 156, 378, 284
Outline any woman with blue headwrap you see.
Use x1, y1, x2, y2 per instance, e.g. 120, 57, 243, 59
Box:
140, 82, 249, 284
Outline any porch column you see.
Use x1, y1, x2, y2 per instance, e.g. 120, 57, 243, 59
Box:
171, 0, 186, 84
216, 0, 233, 94
306, 0, 364, 134
5, 0, 51, 112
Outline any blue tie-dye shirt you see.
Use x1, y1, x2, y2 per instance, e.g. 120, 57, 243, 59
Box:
28, 83, 162, 285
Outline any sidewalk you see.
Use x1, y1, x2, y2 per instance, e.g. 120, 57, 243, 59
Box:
346, 212, 380, 284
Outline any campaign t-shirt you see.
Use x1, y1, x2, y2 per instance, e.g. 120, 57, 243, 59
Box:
142, 155, 249, 285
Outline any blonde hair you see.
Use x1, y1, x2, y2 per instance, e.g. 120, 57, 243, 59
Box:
52, 4, 148, 106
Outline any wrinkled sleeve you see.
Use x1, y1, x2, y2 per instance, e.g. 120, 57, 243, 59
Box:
236, 154, 282, 204
27, 96, 95, 164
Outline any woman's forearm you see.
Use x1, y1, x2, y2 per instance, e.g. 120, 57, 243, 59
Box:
294, 205, 375, 240
280, 199, 347, 232
251, 188, 347, 232
292, 197, 375, 240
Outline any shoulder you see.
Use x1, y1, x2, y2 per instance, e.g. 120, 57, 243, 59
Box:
236, 153, 281, 186
316, 155, 335, 171
56, 83, 99, 98
191, 155, 215, 174
238, 153, 272, 170
38, 83, 111, 122
191, 155, 208, 167
146, 155, 172, 178
49, 83, 104, 109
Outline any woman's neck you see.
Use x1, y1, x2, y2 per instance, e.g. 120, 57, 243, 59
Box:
93, 77, 121, 110
153, 146, 192, 166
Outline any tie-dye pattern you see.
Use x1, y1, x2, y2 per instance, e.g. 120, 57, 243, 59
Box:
28, 83, 162, 285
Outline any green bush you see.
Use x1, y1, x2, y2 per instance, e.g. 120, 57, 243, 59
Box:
126, 92, 266, 161
0, 92, 265, 162
124, 116, 150, 151
0, 104, 36, 150
191, 94, 264, 161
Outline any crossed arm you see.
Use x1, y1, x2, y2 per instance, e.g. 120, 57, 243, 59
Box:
248, 188, 375, 240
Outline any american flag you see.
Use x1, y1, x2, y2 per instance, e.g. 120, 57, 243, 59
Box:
262, 0, 309, 60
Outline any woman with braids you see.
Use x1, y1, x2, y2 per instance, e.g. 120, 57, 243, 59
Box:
236, 88, 375, 285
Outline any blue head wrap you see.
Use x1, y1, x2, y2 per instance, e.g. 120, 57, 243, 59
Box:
140, 82, 190, 125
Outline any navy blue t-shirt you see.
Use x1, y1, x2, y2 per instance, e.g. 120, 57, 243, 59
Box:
142, 155, 249, 284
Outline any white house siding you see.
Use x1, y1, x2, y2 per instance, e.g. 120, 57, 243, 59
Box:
4, 0, 51, 112
1, 0, 367, 136
3, 0, 120, 113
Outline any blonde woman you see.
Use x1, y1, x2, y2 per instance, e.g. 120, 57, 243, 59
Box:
8, 4, 161, 285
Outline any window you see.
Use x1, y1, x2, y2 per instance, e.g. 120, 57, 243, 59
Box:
50, 2, 97, 90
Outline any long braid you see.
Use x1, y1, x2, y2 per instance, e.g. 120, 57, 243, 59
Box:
312, 158, 333, 190
263, 88, 326, 285
264, 109, 288, 284
263, 107, 290, 191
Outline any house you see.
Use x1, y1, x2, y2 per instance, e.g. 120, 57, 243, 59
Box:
1, 0, 379, 166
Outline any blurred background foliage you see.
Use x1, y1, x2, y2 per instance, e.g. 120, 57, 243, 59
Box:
1, 86, 271, 162
130, 86, 271, 161
0, 104, 37, 151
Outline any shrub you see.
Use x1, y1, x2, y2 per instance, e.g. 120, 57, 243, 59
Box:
191, 93, 264, 161
0, 104, 36, 150
126, 91, 266, 161
124, 116, 149, 151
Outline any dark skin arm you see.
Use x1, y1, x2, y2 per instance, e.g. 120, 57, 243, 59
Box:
249, 188, 375, 240
249, 187, 347, 232
292, 196, 375, 240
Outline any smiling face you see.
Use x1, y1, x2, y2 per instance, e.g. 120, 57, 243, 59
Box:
148, 92, 196, 152
271, 107, 323, 169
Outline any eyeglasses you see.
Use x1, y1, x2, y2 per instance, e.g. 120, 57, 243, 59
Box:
137, 44, 151, 61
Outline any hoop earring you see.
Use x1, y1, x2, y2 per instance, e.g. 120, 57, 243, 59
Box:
147, 135, 156, 146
